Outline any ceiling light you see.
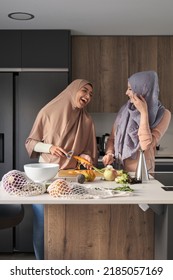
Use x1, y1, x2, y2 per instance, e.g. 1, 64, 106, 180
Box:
8, 12, 34, 21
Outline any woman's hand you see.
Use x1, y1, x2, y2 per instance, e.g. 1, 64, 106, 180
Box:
79, 154, 93, 169
132, 94, 148, 114
102, 153, 114, 166
49, 145, 67, 158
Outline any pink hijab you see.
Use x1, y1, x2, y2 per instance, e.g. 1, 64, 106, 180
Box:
25, 79, 98, 169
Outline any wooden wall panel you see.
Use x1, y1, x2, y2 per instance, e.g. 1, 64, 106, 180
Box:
157, 37, 173, 112
72, 37, 102, 111
128, 36, 158, 75
99, 37, 128, 112
72, 36, 128, 112
72, 36, 173, 113
44, 204, 154, 260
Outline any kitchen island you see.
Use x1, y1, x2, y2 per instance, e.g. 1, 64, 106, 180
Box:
0, 174, 173, 260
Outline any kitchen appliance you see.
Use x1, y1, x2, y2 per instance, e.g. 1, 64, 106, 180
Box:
0, 29, 71, 253
0, 72, 69, 178
99, 133, 110, 156
0, 72, 69, 253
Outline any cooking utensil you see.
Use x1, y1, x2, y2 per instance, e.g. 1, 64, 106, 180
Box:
65, 150, 74, 160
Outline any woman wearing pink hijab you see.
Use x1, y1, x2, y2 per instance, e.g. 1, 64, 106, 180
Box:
103, 71, 171, 172
26, 79, 98, 169
25, 79, 97, 260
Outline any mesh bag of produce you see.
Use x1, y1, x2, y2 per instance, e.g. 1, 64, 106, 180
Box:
1, 170, 46, 196
47, 178, 89, 198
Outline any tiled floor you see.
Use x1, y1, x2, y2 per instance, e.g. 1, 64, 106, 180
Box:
0, 252, 36, 260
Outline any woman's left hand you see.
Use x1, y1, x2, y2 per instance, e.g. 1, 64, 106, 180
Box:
79, 154, 93, 169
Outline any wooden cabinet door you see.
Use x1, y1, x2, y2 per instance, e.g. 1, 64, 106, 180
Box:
157, 36, 173, 111
0, 31, 21, 68
72, 36, 128, 112
22, 30, 71, 68
128, 36, 157, 75
72, 36, 173, 112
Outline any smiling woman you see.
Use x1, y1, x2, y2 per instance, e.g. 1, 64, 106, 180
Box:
25, 79, 97, 260
102, 71, 171, 173
75, 84, 93, 109
25, 79, 97, 169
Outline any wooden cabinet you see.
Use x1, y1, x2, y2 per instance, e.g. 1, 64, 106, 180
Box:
0, 30, 71, 69
45, 204, 154, 260
128, 36, 157, 74
72, 36, 173, 113
72, 36, 128, 112
157, 37, 173, 109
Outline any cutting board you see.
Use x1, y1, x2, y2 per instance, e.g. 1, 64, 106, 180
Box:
58, 169, 103, 178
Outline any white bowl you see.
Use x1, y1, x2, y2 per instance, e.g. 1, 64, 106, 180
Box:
24, 163, 59, 183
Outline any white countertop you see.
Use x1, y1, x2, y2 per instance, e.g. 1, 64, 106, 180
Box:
1, 176, 173, 204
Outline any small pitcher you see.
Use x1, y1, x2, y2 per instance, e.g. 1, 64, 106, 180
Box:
135, 149, 149, 183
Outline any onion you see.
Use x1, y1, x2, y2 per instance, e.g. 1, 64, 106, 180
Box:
103, 165, 117, 181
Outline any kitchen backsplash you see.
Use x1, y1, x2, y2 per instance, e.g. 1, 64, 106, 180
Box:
91, 113, 173, 157
90, 113, 117, 136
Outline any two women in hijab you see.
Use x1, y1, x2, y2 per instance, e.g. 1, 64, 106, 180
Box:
102, 71, 171, 172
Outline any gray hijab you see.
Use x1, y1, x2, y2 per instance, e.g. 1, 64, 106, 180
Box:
114, 71, 165, 162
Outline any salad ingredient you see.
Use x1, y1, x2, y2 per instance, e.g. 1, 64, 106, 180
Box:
103, 165, 117, 181
76, 174, 85, 184
115, 170, 132, 184
113, 185, 134, 192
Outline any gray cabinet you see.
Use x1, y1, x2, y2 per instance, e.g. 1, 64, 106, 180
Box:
22, 30, 70, 68
0, 72, 69, 178
0, 30, 71, 178
0, 30, 71, 69
0, 30, 71, 254
15, 72, 69, 171
0, 31, 21, 68
0, 73, 69, 253
155, 161, 173, 172
0, 73, 13, 176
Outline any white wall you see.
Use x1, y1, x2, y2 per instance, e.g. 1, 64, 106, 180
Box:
157, 115, 173, 157
90, 113, 116, 136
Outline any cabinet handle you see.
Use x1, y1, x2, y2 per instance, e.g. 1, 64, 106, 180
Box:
0, 133, 4, 163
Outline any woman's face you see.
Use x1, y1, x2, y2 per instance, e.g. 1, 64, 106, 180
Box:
75, 84, 93, 108
126, 82, 135, 103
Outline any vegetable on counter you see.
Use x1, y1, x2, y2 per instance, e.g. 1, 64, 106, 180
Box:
69, 169, 96, 182
115, 170, 130, 184
76, 174, 85, 184
103, 165, 117, 181
113, 185, 134, 192
115, 170, 141, 184
73, 155, 105, 175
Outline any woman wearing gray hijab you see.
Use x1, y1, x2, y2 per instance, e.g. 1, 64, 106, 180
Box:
102, 71, 171, 172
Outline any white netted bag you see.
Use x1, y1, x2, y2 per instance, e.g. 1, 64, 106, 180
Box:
47, 179, 72, 197
47, 179, 89, 198
2, 170, 46, 196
